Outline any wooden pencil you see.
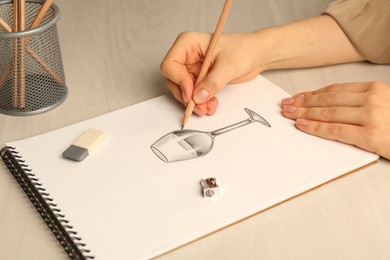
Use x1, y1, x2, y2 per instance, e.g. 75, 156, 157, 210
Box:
0, 17, 12, 88
18, 0, 25, 30
12, 0, 19, 108
18, 0, 26, 109
27, 46, 65, 85
181, 0, 233, 129
26, 0, 64, 85
0, 16, 12, 32
25, 0, 52, 45
29, 0, 52, 29
13, 0, 19, 30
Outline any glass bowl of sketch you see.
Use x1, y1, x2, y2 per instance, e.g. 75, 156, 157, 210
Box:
150, 108, 271, 163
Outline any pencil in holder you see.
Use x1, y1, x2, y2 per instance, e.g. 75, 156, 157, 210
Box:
0, 0, 67, 116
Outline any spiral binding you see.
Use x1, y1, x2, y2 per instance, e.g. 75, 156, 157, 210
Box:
1, 146, 94, 260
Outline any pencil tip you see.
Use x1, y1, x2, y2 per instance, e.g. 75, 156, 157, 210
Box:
181, 125, 184, 131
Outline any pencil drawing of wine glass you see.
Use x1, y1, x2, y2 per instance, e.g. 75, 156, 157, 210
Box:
150, 108, 271, 163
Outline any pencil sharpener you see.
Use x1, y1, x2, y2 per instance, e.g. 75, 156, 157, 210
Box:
200, 178, 220, 198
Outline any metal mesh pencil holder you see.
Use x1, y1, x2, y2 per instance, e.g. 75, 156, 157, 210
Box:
0, 0, 67, 116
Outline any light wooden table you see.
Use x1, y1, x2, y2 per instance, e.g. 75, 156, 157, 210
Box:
1, 0, 390, 259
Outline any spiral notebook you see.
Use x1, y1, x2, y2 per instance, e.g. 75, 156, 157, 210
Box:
0, 75, 378, 259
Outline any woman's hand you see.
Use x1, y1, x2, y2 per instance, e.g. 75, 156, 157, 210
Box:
161, 16, 365, 116
160, 32, 263, 116
281, 81, 390, 159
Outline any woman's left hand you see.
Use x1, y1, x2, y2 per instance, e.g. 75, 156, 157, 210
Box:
281, 81, 390, 160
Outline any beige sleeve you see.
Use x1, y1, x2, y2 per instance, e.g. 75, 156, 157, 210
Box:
323, 0, 390, 64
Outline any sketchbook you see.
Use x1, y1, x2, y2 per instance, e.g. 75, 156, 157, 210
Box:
0, 75, 378, 259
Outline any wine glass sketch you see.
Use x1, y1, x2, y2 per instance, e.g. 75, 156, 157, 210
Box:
150, 108, 271, 163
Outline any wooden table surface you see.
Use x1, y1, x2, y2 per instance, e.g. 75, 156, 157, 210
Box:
1, 0, 389, 259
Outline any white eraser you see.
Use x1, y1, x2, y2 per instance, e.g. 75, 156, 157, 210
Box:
62, 129, 108, 161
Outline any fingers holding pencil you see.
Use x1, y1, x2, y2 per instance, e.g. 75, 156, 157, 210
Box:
181, 0, 233, 129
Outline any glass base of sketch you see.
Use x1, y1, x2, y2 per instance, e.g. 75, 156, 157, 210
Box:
150, 108, 271, 163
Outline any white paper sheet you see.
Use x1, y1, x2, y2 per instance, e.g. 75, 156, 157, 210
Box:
6, 75, 378, 259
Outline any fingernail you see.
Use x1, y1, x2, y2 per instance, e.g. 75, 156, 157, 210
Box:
193, 89, 210, 104
296, 119, 309, 126
283, 105, 297, 112
194, 107, 203, 115
281, 97, 295, 105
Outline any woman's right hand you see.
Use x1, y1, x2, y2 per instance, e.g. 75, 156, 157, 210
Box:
160, 32, 264, 116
